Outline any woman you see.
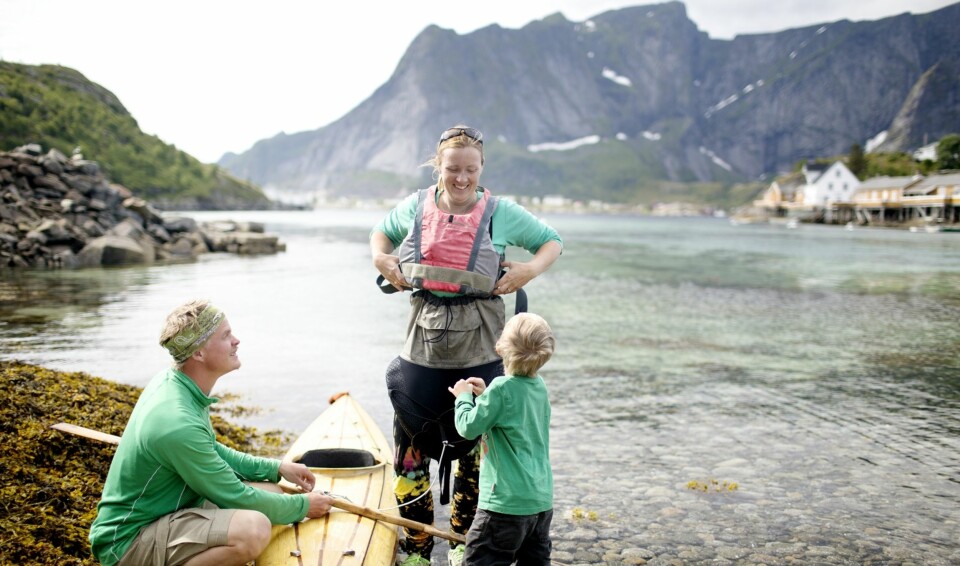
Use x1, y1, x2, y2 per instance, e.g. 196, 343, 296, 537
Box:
370, 125, 562, 565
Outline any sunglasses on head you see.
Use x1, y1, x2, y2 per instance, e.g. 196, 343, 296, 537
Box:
438, 127, 483, 146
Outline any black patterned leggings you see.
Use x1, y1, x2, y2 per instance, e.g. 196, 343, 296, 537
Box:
387, 357, 503, 558
393, 415, 482, 558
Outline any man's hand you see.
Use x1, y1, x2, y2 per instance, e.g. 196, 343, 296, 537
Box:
279, 461, 316, 493
305, 492, 334, 518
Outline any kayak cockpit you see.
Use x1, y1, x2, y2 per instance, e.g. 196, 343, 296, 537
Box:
292, 448, 386, 477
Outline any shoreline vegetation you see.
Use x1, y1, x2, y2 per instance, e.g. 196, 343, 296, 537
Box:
0, 360, 288, 566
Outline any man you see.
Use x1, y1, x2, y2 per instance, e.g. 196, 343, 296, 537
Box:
89, 299, 333, 566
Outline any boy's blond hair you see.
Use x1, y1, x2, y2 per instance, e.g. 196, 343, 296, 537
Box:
496, 313, 555, 377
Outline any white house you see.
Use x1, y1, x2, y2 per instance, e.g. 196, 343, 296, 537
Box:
797, 161, 861, 206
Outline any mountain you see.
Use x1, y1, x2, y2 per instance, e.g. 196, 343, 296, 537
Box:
219, 1, 960, 207
0, 62, 272, 210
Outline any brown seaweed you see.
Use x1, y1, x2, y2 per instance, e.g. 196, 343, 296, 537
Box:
0, 360, 287, 565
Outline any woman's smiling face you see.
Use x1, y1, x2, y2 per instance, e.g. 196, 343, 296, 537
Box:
439, 146, 483, 212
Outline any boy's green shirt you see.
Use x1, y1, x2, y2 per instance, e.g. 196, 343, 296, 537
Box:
454, 374, 553, 515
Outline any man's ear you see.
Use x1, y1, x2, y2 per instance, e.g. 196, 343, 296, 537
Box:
191, 348, 205, 363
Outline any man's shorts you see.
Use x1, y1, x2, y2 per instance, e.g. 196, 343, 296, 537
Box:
117, 502, 236, 566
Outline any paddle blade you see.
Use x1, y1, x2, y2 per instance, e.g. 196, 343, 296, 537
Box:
51, 422, 121, 445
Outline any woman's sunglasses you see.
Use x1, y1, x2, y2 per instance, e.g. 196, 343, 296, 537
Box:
438, 127, 483, 146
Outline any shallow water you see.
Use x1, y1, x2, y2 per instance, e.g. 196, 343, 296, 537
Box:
2, 210, 959, 563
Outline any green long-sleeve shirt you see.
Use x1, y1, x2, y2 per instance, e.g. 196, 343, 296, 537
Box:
454, 375, 553, 515
89, 368, 309, 565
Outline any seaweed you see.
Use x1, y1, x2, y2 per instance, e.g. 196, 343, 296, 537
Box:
0, 360, 287, 565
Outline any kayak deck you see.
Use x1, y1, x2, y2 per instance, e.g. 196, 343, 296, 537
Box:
256, 393, 399, 565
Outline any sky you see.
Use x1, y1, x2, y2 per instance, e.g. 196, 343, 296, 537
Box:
0, 0, 955, 163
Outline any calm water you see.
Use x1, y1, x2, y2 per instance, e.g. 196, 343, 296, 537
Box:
2, 210, 959, 563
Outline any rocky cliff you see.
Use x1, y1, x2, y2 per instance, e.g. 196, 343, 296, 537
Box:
219, 1, 960, 204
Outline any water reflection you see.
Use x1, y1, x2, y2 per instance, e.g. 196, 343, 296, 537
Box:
0, 268, 156, 357
2, 212, 959, 562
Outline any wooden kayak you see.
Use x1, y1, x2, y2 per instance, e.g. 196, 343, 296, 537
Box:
256, 392, 400, 565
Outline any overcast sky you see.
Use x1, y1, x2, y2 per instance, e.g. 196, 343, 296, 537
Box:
0, 0, 954, 163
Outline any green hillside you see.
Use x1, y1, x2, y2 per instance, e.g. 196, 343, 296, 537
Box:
0, 61, 270, 209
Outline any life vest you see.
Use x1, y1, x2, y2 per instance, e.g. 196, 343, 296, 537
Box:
396, 186, 502, 296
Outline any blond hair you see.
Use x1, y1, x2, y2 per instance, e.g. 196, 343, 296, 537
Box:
422, 124, 485, 183
496, 313, 555, 377
159, 299, 210, 368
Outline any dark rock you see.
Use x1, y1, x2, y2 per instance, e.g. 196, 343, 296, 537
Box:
34, 173, 70, 194
81, 218, 105, 238
0, 144, 284, 268
75, 160, 100, 176
122, 197, 162, 225
147, 224, 171, 243
38, 152, 65, 175
163, 216, 198, 233
14, 143, 42, 156
17, 163, 44, 178
78, 235, 147, 266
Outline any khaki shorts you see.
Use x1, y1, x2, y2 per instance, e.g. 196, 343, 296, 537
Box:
117, 502, 235, 566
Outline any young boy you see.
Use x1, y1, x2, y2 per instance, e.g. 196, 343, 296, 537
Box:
448, 312, 556, 565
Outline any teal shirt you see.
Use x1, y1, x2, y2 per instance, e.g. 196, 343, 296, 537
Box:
89, 368, 309, 566
454, 375, 553, 515
372, 188, 563, 258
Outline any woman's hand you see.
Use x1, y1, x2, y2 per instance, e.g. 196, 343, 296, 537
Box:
494, 260, 536, 295
279, 461, 316, 493
493, 241, 562, 296
371, 231, 409, 291
373, 252, 409, 291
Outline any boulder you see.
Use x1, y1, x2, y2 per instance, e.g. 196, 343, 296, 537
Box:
78, 235, 148, 267
0, 144, 284, 268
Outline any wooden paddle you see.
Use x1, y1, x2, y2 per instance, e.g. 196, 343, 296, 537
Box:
277, 482, 464, 544
51, 422, 466, 544
51, 422, 122, 444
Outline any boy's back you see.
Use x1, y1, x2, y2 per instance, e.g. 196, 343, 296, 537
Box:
449, 312, 557, 565
454, 374, 552, 515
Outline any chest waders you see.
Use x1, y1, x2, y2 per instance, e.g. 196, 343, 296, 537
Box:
377, 187, 526, 503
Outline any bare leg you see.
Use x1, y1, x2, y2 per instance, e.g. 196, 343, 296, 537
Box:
180, 509, 271, 566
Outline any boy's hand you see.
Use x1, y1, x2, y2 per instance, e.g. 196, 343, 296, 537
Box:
465, 377, 486, 396
449, 379, 473, 397
449, 377, 487, 397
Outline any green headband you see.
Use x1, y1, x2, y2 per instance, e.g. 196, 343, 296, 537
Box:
162, 305, 225, 363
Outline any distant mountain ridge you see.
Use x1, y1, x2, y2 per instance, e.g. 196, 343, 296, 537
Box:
219, 1, 960, 206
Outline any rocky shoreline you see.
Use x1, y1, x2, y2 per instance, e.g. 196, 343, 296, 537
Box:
0, 144, 284, 269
